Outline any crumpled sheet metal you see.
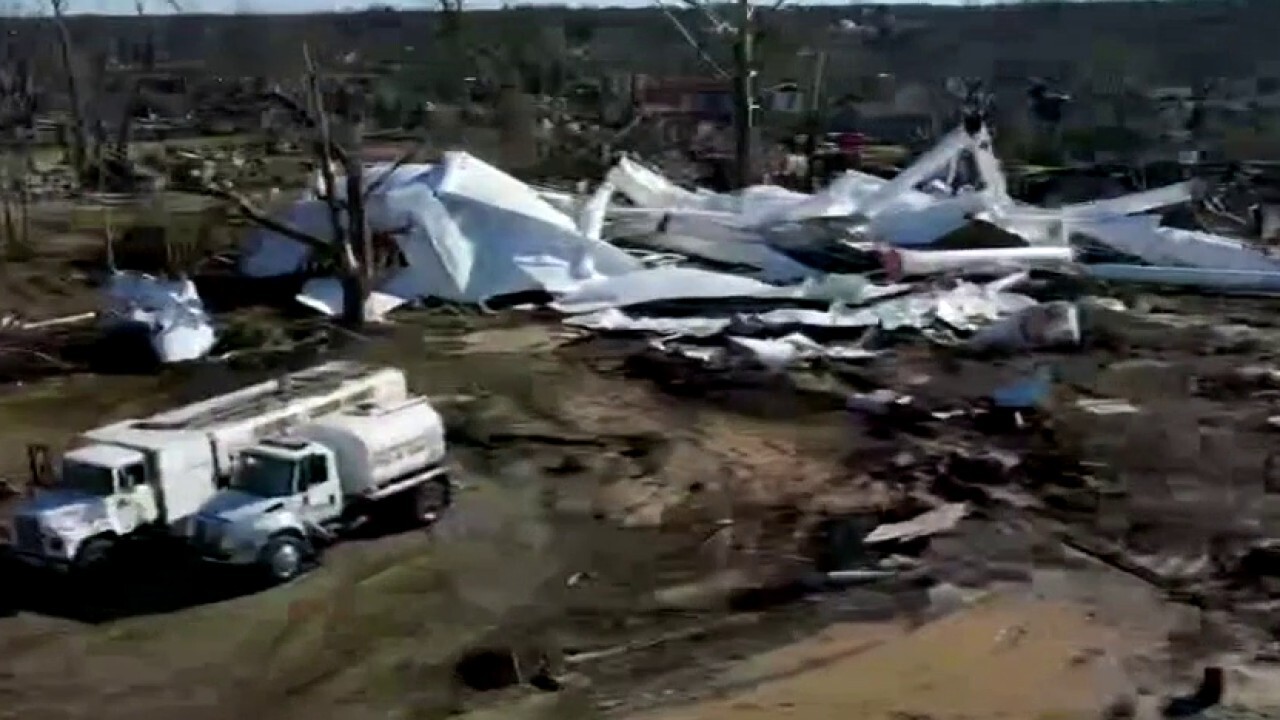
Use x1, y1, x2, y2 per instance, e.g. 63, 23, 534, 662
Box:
602, 126, 1002, 251
294, 277, 409, 323
99, 270, 217, 363
239, 198, 338, 278
883, 246, 1075, 278
242, 162, 441, 279
550, 266, 783, 315
1072, 215, 1280, 273
619, 216, 818, 281
563, 274, 1035, 354
605, 156, 703, 209
246, 152, 642, 313
380, 153, 640, 303
551, 266, 908, 316
242, 119, 1266, 326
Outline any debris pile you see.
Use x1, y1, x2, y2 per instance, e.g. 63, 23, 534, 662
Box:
237, 121, 1280, 366
41, 117, 1271, 377
98, 270, 217, 364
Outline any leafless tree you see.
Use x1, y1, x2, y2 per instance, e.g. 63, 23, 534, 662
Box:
46, 0, 91, 180
0, 2, 36, 251
44, 0, 178, 187
193, 46, 423, 328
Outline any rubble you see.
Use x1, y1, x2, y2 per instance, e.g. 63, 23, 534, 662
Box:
230, 119, 1280, 380
863, 503, 969, 545
98, 270, 217, 363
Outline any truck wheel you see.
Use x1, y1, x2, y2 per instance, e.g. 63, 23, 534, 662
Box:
74, 536, 116, 574
260, 535, 308, 584
411, 476, 452, 525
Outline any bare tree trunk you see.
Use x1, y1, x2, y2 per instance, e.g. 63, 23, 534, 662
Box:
732, 0, 754, 189
303, 44, 367, 329
339, 117, 368, 327
50, 0, 90, 181
1, 163, 15, 247
17, 156, 28, 247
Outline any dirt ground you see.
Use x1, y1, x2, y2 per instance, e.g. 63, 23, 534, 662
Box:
3, 219, 1280, 720
637, 598, 1130, 720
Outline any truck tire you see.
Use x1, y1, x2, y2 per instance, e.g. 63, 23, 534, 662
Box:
74, 536, 116, 575
410, 475, 452, 525
260, 535, 308, 584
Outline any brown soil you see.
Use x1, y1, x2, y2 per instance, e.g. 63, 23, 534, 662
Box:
638, 598, 1134, 720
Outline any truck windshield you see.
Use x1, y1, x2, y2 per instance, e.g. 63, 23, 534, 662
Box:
232, 454, 297, 498
60, 461, 116, 495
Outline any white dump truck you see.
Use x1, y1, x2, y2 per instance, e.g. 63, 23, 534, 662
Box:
189, 395, 451, 583
0, 361, 409, 572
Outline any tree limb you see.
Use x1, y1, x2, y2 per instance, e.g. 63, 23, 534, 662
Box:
302, 43, 349, 271
677, 0, 732, 35
261, 87, 351, 166
195, 182, 331, 252
363, 139, 427, 198
655, 1, 730, 78
48, 0, 90, 179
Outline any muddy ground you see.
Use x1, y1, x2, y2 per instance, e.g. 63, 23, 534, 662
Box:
3, 219, 1280, 720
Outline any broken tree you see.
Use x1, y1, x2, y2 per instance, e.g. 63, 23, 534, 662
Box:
194, 46, 420, 328
0, 40, 34, 250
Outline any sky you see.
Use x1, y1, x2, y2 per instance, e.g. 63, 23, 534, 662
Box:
69, 0, 979, 16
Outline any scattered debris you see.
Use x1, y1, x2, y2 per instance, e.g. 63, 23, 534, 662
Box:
1076, 398, 1140, 416
98, 270, 217, 363
864, 503, 969, 545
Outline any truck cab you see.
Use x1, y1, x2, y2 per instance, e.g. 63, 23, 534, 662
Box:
2, 445, 148, 568
1, 432, 215, 570
193, 438, 344, 572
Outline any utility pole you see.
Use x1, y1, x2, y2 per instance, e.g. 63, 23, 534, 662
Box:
658, 0, 794, 189
732, 0, 754, 188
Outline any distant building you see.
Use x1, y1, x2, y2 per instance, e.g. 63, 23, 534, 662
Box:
632, 75, 734, 123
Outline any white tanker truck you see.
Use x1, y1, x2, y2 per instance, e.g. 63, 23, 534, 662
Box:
189, 395, 451, 583
0, 361, 411, 573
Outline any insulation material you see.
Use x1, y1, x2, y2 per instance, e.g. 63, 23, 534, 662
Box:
99, 271, 217, 363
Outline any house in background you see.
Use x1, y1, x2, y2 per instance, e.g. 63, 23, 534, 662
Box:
632, 75, 734, 123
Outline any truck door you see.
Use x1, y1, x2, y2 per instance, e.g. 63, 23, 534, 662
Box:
113, 462, 149, 532
298, 453, 340, 526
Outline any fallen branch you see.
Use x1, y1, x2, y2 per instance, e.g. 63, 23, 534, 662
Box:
19, 311, 96, 330
363, 139, 429, 197
655, 1, 730, 78
194, 182, 331, 253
